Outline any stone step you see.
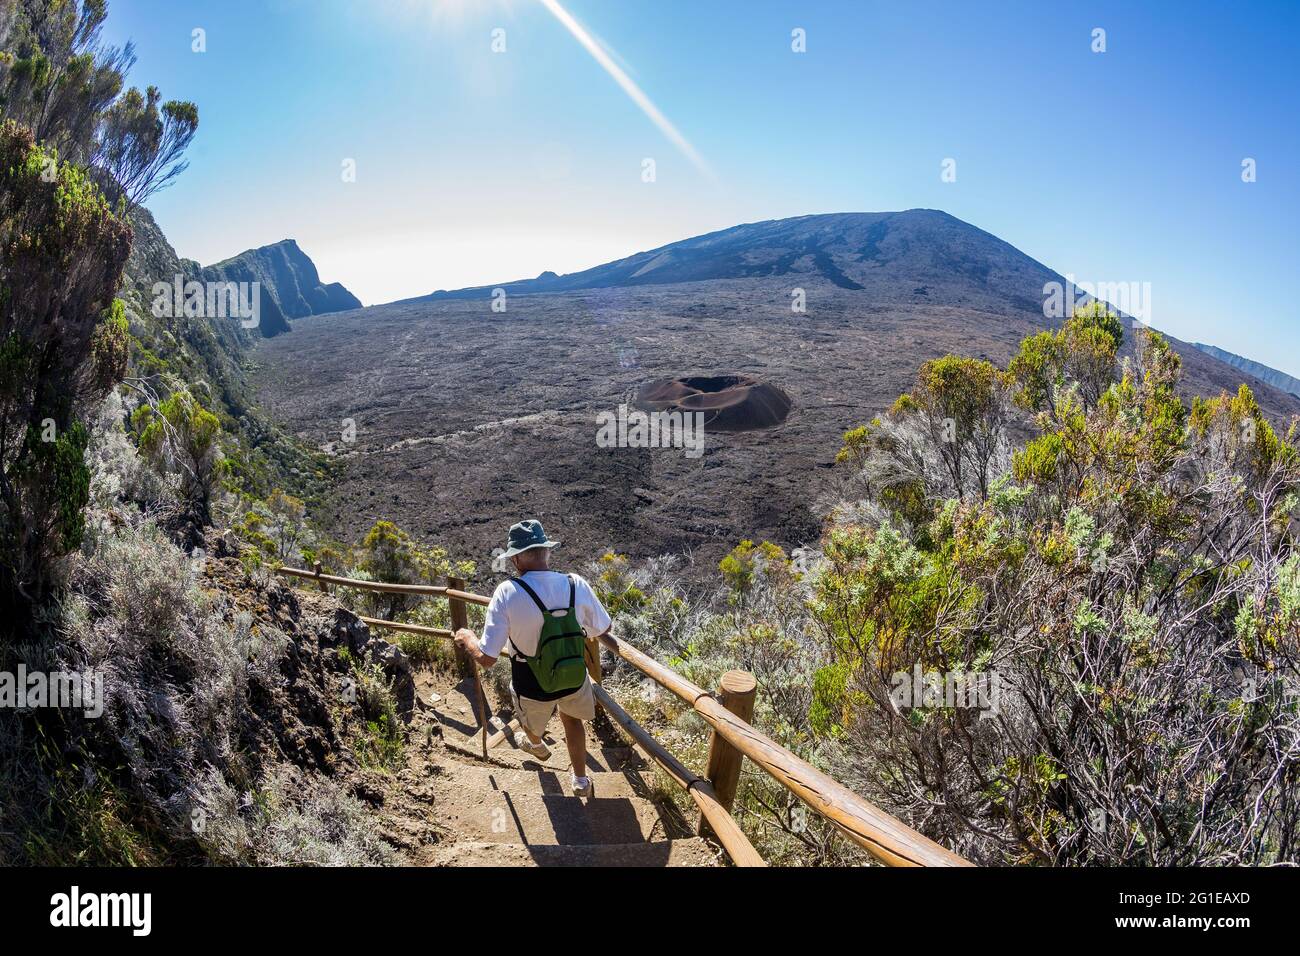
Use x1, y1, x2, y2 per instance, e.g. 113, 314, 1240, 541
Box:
423, 838, 719, 868
436, 791, 670, 846
426, 677, 496, 736
441, 766, 657, 801
432, 678, 645, 773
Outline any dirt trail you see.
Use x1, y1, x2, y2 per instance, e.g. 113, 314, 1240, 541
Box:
377, 665, 721, 867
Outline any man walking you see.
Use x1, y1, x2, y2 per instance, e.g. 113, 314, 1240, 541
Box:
454, 519, 611, 797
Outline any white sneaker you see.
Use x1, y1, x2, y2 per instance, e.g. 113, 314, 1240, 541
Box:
571, 773, 593, 798
512, 732, 551, 761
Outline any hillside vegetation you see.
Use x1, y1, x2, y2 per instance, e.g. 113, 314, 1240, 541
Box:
0, 0, 396, 865
588, 306, 1300, 864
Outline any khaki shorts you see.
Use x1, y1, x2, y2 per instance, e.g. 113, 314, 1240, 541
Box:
510, 676, 596, 738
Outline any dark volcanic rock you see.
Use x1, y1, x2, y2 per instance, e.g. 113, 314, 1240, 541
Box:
200, 557, 414, 776
252, 211, 1300, 587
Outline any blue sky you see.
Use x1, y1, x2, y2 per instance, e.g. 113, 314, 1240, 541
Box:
104, 0, 1299, 374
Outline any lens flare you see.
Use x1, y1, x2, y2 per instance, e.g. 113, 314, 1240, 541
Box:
536, 0, 712, 178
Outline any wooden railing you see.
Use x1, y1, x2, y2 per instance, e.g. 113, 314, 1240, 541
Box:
275, 563, 972, 868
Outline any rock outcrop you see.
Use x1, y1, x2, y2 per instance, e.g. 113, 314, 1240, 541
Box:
203, 239, 361, 337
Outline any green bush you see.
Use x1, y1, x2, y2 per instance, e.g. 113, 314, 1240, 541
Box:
0, 119, 132, 635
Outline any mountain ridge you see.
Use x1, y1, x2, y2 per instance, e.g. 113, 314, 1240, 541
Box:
204, 239, 361, 337
1192, 343, 1300, 398
398, 210, 1060, 317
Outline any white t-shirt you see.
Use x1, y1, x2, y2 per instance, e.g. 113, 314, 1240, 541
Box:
478, 570, 612, 660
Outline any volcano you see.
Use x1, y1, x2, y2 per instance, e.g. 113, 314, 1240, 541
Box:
256, 209, 1300, 583
636, 375, 792, 431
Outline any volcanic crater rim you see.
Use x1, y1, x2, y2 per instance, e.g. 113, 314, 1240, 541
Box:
634, 373, 793, 432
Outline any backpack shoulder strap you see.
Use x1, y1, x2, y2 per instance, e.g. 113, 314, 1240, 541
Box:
567, 574, 576, 610
511, 576, 549, 614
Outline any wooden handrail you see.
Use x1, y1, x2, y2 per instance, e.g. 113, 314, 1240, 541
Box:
276, 566, 488, 605
592, 684, 765, 867
275, 565, 972, 866
595, 630, 970, 867
359, 616, 453, 639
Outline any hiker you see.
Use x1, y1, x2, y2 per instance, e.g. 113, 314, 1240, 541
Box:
454, 519, 611, 798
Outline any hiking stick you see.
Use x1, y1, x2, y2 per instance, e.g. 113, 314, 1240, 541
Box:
470, 664, 488, 759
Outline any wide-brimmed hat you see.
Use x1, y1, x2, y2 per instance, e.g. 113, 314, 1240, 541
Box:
502, 519, 560, 558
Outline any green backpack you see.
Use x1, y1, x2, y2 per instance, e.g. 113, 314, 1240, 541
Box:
511, 575, 589, 696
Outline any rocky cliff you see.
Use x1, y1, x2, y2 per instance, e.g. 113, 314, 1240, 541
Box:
204, 239, 361, 335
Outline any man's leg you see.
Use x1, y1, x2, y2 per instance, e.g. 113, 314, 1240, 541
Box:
559, 711, 587, 778
510, 689, 553, 753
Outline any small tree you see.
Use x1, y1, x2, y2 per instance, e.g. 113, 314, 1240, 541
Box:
354, 520, 472, 620
91, 85, 197, 204
0, 119, 131, 636
1010, 301, 1123, 418
264, 489, 306, 563
870, 355, 1012, 504
1, 0, 198, 204
132, 389, 222, 526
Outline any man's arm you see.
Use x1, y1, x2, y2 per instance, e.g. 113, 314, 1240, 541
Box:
454, 628, 497, 669
573, 574, 613, 640
455, 583, 511, 668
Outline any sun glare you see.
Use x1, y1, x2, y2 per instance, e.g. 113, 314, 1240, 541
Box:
536, 0, 712, 178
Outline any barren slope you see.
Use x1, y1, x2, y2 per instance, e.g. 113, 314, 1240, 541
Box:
250, 268, 1299, 579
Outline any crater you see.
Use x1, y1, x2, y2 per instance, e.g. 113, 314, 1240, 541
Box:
635, 374, 793, 432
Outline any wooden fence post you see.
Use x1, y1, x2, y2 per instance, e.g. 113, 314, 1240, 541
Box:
448, 575, 473, 678
697, 669, 757, 838
449, 574, 488, 756
314, 561, 327, 593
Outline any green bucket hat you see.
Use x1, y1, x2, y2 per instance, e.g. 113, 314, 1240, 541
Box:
502, 519, 560, 558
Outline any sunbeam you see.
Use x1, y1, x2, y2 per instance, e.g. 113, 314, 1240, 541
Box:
536, 0, 713, 178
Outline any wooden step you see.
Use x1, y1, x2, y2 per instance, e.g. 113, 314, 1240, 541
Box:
439, 766, 656, 801
436, 792, 670, 846
442, 730, 643, 773
423, 838, 719, 868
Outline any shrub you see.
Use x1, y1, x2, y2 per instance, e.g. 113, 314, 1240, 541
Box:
132, 387, 223, 525
0, 118, 132, 635
189, 765, 393, 866
346, 658, 403, 771
353, 519, 473, 620
232, 488, 310, 566
821, 325, 1300, 864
